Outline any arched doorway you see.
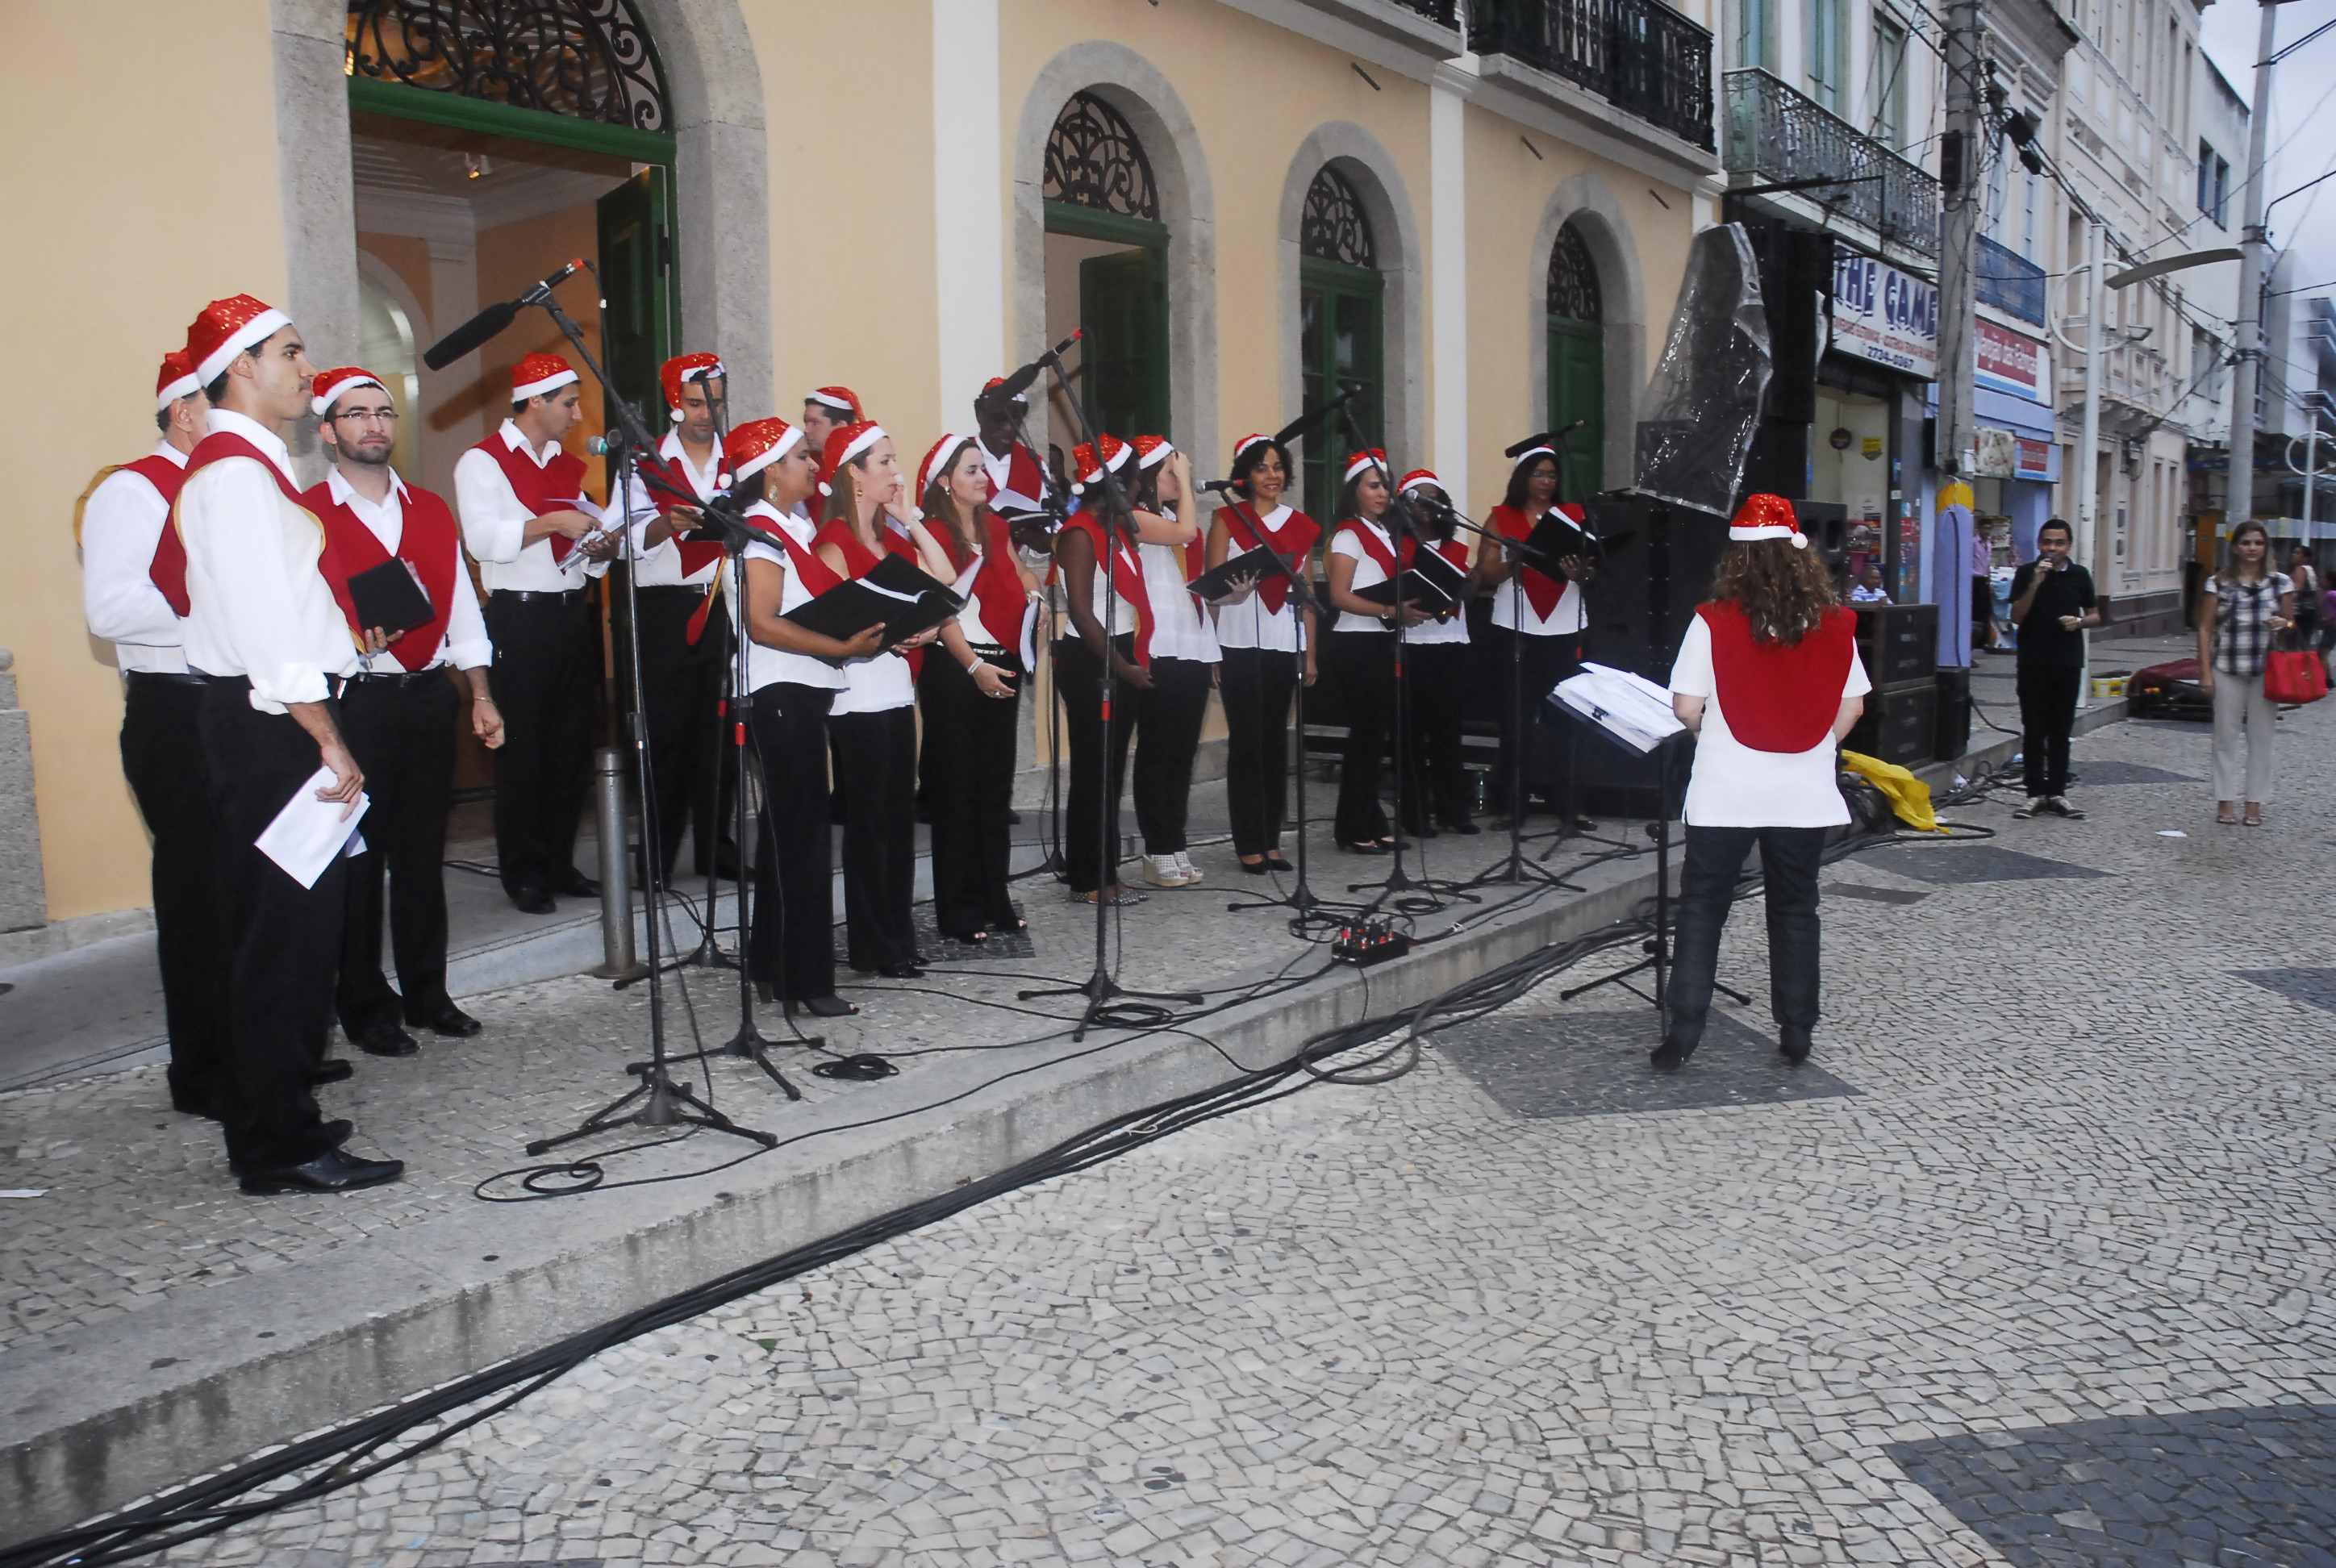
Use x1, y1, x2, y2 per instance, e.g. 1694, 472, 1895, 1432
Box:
1298, 165, 1385, 520
1043, 91, 1171, 444
1546, 221, 1604, 503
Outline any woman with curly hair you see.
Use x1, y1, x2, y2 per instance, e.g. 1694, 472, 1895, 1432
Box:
1655, 494, 1871, 1074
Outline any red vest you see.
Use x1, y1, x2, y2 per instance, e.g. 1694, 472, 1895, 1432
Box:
171, 432, 344, 622
471, 433, 590, 562
1336, 517, 1400, 582
650, 445, 729, 578
1215, 503, 1319, 616
1696, 600, 1857, 753
936, 509, 1028, 652
77, 456, 192, 617
304, 477, 462, 673
1058, 513, 1152, 665
816, 517, 926, 675
747, 510, 843, 596
1491, 503, 1582, 621
982, 443, 1048, 508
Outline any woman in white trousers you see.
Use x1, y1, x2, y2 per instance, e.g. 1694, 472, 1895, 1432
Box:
2197, 520, 2294, 828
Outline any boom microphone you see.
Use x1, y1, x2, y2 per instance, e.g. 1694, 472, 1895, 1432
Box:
421, 259, 586, 369
1501, 420, 1588, 460
986, 330, 1083, 405
1199, 478, 1241, 494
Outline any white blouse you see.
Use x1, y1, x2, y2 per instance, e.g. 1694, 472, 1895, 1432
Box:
738, 504, 846, 694
1668, 614, 1871, 828
1212, 503, 1305, 653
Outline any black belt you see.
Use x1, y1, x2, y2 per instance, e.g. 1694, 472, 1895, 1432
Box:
340, 667, 447, 690
490, 589, 582, 603
635, 584, 713, 600
125, 671, 208, 687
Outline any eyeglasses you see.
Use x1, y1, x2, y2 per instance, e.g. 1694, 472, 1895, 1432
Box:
332, 407, 399, 425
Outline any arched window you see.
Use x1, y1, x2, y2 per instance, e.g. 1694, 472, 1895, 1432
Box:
346, 0, 667, 131
1044, 93, 1170, 440
1546, 221, 1604, 500
1298, 167, 1384, 517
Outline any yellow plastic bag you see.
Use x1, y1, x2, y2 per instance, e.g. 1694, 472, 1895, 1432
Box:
1838, 749, 1942, 833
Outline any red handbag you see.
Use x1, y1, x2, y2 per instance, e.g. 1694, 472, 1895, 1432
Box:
2263, 644, 2329, 705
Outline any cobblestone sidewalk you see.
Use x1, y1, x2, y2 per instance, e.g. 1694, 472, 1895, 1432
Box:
72, 703, 2336, 1566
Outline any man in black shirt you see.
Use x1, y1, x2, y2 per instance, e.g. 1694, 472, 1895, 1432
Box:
2008, 517, 2100, 819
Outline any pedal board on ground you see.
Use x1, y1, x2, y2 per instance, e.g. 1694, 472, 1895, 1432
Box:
1332, 920, 1413, 967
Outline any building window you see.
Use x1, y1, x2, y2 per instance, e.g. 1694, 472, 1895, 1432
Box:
1045, 92, 1160, 221
2196, 142, 2230, 227
345, 0, 666, 130
1300, 167, 1377, 269
1298, 167, 1383, 519
1734, 0, 1774, 71
1808, 0, 1846, 109
1868, 13, 1908, 148
1547, 223, 1604, 502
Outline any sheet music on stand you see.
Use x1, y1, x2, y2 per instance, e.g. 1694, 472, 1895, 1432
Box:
1551, 661, 1686, 755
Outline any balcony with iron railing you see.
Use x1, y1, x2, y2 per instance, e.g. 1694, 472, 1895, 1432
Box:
1721, 69, 1941, 261
1470, 0, 1717, 154
1283, 0, 1466, 57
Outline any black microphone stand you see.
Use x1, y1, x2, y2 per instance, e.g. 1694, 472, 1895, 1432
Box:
1014, 337, 1203, 1040
518, 287, 777, 1155
990, 396, 1076, 881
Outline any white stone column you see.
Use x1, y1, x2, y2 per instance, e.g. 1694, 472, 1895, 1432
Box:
1430, 76, 1470, 513
932, 0, 1007, 435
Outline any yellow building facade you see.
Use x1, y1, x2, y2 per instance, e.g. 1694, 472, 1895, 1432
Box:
4, 0, 1721, 930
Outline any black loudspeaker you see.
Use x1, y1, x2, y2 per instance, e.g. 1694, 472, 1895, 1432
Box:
1737, 223, 1834, 503
1854, 602, 1938, 690
1933, 667, 1971, 761
1580, 495, 1729, 684
1844, 682, 1937, 765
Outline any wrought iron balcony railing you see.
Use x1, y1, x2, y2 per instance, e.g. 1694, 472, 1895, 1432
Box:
1721, 69, 1940, 261
1390, 0, 1459, 21
1976, 235, 2046, 327
1470, 0, 1717, 152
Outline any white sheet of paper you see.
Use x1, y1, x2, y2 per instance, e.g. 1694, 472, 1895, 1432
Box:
256, 766, 370, 889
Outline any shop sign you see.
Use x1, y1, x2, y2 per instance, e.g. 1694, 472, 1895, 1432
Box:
1831, 252, 1938, 378
1975, 317, 2051, 402
2015, 438, 2055, 481
1974, 427, 2018, 478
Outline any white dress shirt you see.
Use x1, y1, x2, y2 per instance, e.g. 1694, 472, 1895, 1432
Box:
81, 440, 190, 673
324, 468, 492, 671
1331, 524, 1469, 645
1140, 518, 1219, 662
1212, 504, 1306, 653
737, 504, 846, 694
627, 431, 723, 587
453, 419, 607, 594
178, 408, 361, 713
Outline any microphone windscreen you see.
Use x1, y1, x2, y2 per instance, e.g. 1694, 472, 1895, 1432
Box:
423, 301, 519, 370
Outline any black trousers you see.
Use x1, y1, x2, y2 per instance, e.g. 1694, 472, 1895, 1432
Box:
1971, 576, 1996, 650
1054, 635, 1140, 893
335, 672, 459, 1036
1133, 656, 1212, 856
1667, 824, 1825, 1052
120, 673, 233, 1111
1219, 644, 1297, 857
746, 682, 837, 1002
1488, 626, 1581, 815
919, 650, 1023, 938
1402, 640, 1475, 829
484, 590, 596, 897
1329, 632, 1395, 844
636, 586, 726, 882
2017, 663, 2081, 798
198, 681, 349, 1172
832, 705, 920, 970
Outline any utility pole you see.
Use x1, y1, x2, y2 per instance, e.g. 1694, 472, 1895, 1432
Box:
1935, 0, 1984, 483
2225, 0, 2280, 528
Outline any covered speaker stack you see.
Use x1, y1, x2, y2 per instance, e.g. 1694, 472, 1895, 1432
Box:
1846, 603, 1937, 765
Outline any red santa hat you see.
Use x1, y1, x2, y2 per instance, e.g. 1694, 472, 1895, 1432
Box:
1395, 468, 1442, 496
1342, 448, 1390, 484
816, 420, 886, 497
1231, 432, 1272, 462
1070, 434, 1132, 494
311, 365, 388, 418
1508, 444, 1556, 472
806, 386, 863, 419
1729, 492, 1808, 548
724, 417, 804, 483
185, 294, 291, 386
660, 352, 725, 421
1131, 436, 1174, 470
916, 433, 978, 499
511, 353, 578, 402
155, 350, 200, 411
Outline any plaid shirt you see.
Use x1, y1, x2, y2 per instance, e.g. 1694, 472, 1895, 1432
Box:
2209, 571, 2292, 677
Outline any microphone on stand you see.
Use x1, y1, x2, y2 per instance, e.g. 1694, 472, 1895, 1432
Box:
982, 330, 1082, 406
1199, 478, 1241, 495
422, 259, 587, 369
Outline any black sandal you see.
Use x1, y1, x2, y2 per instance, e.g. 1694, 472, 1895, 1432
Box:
786, 995, 858, 1020
940, 927, 991, 946
1262, 855, 1295, 873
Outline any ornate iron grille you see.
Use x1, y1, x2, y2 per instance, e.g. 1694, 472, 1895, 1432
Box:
1547, 223, 1601, 319
347, 0, 665, 131
1301, 168, 1376, 269
1044, 93, 1161, 221
1470, 0, 1714, 152
1722, 69, 1939, 261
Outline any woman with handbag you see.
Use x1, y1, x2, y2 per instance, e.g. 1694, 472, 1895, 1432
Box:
2197, 519, 2294, 828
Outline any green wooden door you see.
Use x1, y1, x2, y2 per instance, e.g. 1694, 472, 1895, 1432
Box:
1078, 246, 1170, 441
596, 166, 678, 436
1299, 258, 1385, 522
1546, 318, 1604, 503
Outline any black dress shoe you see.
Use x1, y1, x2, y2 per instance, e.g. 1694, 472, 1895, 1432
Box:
173, 1092, 227, 1120
352, 1021, 419, 1058
1649, 1038, 1693, 1074
878, 961, 924, 980
1778, 1025, 1813, 1065
786, 995, 859, 1020
239, 1146, 405, 1196
511, 886, 557, 915
557, 872, 601, 899
311, 1060, 354, 1086
1441, 817, 1482, 836
409, 1004, 482, 1039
